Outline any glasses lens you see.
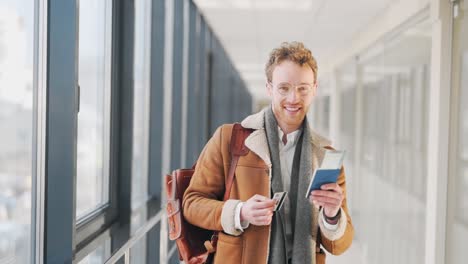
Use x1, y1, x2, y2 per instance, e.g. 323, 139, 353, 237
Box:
297, 85, 312, 95
277, 84, 291, 95
272, 83, 313, 96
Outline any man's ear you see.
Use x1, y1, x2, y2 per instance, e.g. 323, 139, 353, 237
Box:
266, 82, 273, 97
312, 82, 318, 96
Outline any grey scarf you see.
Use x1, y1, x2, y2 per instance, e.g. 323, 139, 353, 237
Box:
265, 106, 315, 264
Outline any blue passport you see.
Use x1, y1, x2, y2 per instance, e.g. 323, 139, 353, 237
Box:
305, 150, 345, 198
305, 169, 341, 198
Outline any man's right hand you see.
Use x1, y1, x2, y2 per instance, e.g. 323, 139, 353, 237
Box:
240, 194, 276, 226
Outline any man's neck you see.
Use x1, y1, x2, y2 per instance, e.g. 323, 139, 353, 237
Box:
278, 123, 301, 135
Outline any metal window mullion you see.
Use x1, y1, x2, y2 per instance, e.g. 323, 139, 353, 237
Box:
44, 0, 78, 262
446, 1, 468, 264
188, 8, 201, 163
148, 0, 166, 197
147, 0, 166, 259
180, 0, 190, 168
425, 0, 453, 263
33, 0, 48, 263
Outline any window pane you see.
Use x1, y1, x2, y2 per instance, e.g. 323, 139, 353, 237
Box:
0, 0, 34, 262
76, 0, 113, 219
132, 0, 152, 206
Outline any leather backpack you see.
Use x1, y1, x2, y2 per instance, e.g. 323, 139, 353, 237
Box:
165, 124, 252, 264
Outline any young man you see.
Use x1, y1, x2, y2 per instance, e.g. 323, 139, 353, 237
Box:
183, 42, 354, 264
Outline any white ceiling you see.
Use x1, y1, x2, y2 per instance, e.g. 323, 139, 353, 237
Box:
193, 0, 393, 102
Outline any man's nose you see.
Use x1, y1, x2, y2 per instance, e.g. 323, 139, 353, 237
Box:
286, 89, 300, 102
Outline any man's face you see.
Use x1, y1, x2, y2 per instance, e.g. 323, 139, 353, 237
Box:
267, 60, 317, 131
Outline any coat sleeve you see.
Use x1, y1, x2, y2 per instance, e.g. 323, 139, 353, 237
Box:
183, 124, 243, 235
318, 166, 355, 255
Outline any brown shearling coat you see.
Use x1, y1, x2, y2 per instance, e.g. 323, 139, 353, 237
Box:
183, 110, 354, 264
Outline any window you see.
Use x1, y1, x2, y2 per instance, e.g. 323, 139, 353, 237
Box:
0, 1, 35, 262
132, 0, 152, 207
76, 0, 113, 219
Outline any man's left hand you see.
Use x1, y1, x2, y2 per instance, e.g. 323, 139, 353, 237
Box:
309, 183, 343, 218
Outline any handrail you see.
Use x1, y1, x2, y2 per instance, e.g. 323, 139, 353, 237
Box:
104, 210, 164, 264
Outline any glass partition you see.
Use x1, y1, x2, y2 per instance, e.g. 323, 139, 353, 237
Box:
354, 17, 431, 264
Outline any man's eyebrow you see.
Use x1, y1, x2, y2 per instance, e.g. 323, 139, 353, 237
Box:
276, 82, 313, 84
274, 81, 314, 85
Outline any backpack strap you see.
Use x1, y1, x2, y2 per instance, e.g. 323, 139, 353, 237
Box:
206, 123, 252, 257
223, 123, 252, 201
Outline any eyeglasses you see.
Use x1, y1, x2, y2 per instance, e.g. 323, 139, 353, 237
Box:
268, 82, 315, 96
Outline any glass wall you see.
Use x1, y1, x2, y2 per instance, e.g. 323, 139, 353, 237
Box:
354, 17, 431, 264
447, 1, 468, 263
311, 74, 331, 137
312, 95, 330, 137
76, 0, 113, 219
317, 16, 431, 264
0, 0, 35, 262
337, 61, 357, 211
